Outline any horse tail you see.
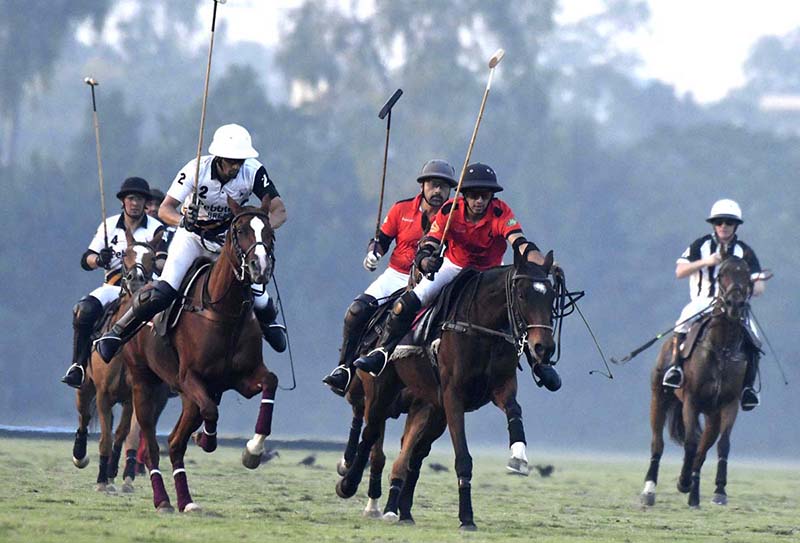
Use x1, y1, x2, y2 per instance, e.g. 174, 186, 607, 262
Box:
666, 400, 686, 445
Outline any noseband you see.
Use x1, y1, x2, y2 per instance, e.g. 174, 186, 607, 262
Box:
228, 210, 275, 284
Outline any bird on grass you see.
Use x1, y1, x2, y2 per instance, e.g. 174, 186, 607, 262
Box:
533, 464, 554, 477
428, 462, 449, 473
298, 455, 317, 466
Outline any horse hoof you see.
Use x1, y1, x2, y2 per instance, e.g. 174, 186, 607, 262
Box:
677, 481, 691, 494
640, 492, 656, 507
711, 493, 727, 506
105, 483, 117, 493
73, 456, 90, 469
398, 516, 415, 526
241, 448, 262, 470
382, 511, 398, 523
506, 457, 529, 476
121, 480, 135, 494
336, 457, 350, 477
95, 483, 108, 492
183, 502, 202, 513
156, 502, 174, 514
336, 478, 356, 499
459, 522, 477, 532
362, 508, 382, 519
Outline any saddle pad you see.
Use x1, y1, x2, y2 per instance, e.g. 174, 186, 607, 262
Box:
153, 259, 213, 337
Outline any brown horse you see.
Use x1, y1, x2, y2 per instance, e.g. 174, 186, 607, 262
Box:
121, 201, 278, 513
337, 251, 559, 530
641, 254, 755, 508
72, 229, 164, 492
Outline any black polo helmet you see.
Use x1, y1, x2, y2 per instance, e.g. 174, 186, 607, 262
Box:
416, 159, 457, 187
116, 177, 151, 200
148, 188, 165, 204
460, 162, 503, 193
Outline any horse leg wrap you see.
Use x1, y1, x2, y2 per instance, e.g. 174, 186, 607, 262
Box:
108, 443, 122, 480
123, 449, 137, 480
344, 415, 363, 466
197, 422, 217, 453
458, 478, 474, 526
384, 478, 402, 515
255, 388, 276, 436
73, 428, 88, 461
96, 455, 110, 484
507, 416, 526, 448
172, 465, 193, 512
399, 467, 420, 518
645, 454, 661, 484
715, 458, 728, 490
149, 469, 170, 510
367, 468, 382, 500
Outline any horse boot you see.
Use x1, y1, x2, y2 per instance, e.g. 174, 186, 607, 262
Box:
525, 344, 561, 392
741, 351, 760, 411
62, 295, 104, 389
354, 291, 420, 377
254, 297, 287, 353
662, 332, 686, 388
95, 281, 177, 363
323, 294, 378, 396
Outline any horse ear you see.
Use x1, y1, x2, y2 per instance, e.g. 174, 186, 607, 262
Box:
719, 243, 729, 259
227, 196, 243, 216
543, 250, 554, 273
150, 229, 164, 251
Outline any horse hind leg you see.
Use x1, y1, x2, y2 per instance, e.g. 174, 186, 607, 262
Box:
362, 432, 385, 518
107, 400, 133, 489
95, 392, 114, 492
397, 406, 446, 525
169, 396, 204, 512
72, 382, 95, 469
133, 382, 173, 513
641, 386, 669, 506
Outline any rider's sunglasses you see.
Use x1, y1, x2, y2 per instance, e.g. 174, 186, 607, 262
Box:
220, 157, 245, 167
464, 191, 492, 202
712, 219, 738, 227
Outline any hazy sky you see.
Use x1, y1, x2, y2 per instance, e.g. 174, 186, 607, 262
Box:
203, 0, 800, 104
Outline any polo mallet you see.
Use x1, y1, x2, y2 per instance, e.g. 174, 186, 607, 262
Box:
192, 0, 226, 207
373, 89, 403, 242
84, 76, 108, 248
437, 48, 505, 251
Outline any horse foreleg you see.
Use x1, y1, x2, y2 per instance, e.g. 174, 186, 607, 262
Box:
339, 399, 364, 476
72, 381, 95, 469
641, 387, 669, 506
384, 400, 431, 521
133, 381, 173, 512
678, 399, 699, 495
492, 385, 527, 476
242, 369, 279, 470
712, 403, 739, 505
365, 430, 385, 514
108, 400, 133, 486
180, 369, 218, 453
444, 389, 475, 531
168, 395, 203, 512
95, 391, 114, 490
688, 412, 721, 508
122, 407, 141, 490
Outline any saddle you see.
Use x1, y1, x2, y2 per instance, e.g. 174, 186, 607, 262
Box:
152, 258, 214, 337
679, 314, 762, 361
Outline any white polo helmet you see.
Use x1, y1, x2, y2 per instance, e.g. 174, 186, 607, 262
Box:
208, 124, 259, 159
706, 199, 743, 224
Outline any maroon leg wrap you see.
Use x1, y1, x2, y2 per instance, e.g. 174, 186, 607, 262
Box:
197, 421, 217, 453
172, 464, 193, 512
255, 388, 276, 436
150, 471, 171, 510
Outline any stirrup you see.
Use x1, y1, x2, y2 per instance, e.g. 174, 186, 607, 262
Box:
61, 363, 85, 389
662, 365, 683, 389
740, 387, 760, 411
322, 365, 351, 397
354, 348, 389, 377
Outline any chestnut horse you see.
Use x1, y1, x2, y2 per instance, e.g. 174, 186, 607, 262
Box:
121, 201, 279, 513
72, 229, 164, 492
338, 251, 559, 530
641, 254, 755, 508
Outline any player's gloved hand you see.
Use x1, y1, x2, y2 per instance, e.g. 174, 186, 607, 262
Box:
96, 247, 114, 269
421, 254, 443, 280
363, 250, 381, 272
182, 202, 200, 233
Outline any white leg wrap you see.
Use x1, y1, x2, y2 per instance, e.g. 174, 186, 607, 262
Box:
364, 497, 380, 514
643, 480, 657, 494
510, 441, 528, 463
246, 434, 266, 456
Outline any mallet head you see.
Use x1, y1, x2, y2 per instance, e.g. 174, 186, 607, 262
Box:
489, 49, 505, 69
84, 77, 99, 86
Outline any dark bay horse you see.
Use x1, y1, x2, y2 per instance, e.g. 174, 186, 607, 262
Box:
121, 200, 279, 513
338, 251, 559, 530
641, 254, 755, 508
72, 229, 164, 492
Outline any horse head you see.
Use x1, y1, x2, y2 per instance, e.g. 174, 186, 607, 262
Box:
121, 228, 162, 295
226, 196, 275, 285
512, 249, 556, 364
716, 252, 751, 322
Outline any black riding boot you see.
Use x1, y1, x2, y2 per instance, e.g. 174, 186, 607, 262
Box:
62, 296, 104, 388
323, 294, 378, 396
662, 332, 686, 388
95, 281, 177, 363
741, 351, 760, 411
254, 297, 287, 353
354, 291, 421, 377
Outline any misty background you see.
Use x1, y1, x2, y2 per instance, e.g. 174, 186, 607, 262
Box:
1, 1, 797, 461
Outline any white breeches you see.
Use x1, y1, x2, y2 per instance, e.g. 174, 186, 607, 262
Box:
411, 257, 463, 307
159, 227, 271, 309
90, 284, 122, 306
675, 296, 759, 337
364, 267, 409, 305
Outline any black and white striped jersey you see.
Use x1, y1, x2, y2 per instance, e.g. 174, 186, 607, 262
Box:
677, 234, 761, 299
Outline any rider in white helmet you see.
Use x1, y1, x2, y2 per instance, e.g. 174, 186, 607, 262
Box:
95, 124, 288, 362
662, 199, 766, 410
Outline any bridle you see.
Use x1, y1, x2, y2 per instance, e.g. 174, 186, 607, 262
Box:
228, 210, 275, 287
121, 241, 156, 296
506, 270, 554, 357
713, 259, 752, 323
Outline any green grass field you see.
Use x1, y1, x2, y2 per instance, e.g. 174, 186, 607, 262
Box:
0, 437, 797, 543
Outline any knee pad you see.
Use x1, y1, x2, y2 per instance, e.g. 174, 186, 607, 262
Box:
393, 291, 421, 317
73, 296, 103, 326
132, 280, 177, 318
345, 294, 377, 327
